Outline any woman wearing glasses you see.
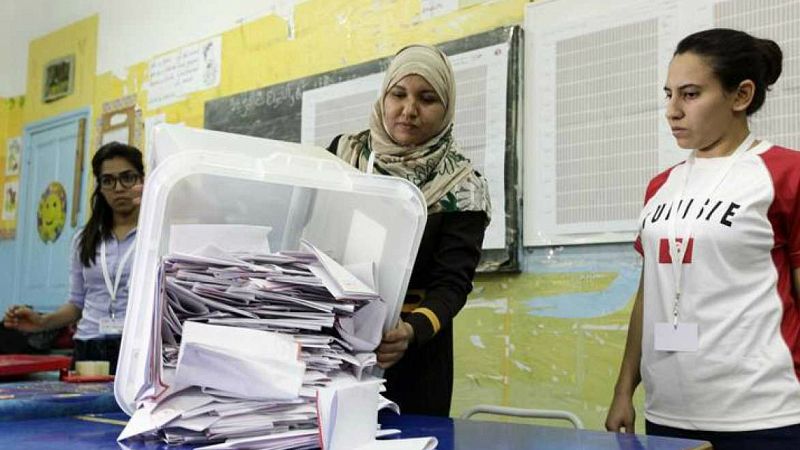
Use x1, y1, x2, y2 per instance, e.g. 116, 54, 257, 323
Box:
4, 142, 144, 374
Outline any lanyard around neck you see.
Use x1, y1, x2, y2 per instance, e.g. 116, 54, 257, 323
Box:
666, 134, 755, 327
101, 234, 136, 319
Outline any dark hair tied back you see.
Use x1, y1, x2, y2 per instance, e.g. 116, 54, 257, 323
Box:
675, 28, 783, 115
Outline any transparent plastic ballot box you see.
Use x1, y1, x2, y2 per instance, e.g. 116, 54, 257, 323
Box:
115, 124, 427, 414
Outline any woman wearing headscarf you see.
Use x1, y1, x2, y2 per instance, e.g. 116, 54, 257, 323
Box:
328, 44, 491, 416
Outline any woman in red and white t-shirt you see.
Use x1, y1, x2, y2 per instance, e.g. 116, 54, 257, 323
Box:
606, 28, 800, 450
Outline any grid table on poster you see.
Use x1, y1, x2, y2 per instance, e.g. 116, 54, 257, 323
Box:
525, 0, 800, 246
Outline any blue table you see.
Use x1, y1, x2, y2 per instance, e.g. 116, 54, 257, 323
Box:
0, 379, 120, 421
379, 412, 712, 449
0, 411, 710, 449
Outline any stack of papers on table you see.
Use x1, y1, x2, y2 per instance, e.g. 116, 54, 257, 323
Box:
119, 240, 435, 449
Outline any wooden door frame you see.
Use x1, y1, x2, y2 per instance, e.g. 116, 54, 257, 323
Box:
12, 107, 91, 307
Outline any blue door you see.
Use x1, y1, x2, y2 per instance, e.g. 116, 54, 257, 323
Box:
14, 109, 90, 309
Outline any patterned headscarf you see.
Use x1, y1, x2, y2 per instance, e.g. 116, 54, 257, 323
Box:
334, 44, 491, 218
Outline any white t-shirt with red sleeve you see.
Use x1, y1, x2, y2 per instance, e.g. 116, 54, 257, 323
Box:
635, 140, 800, 431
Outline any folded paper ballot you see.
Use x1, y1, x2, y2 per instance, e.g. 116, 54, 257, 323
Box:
302, 239, 380, 301
334, 299, 387, 352
317, 380, 437, 450
174, 322, 305, 399
318, 379, 381, 449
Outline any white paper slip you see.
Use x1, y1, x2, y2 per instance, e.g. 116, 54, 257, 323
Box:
302, 239, 378, 299
194, 428, 319, 449
166, 414, 220, 433
169, 224, 272, 255
654, 322, 699, 352
179, 399, 264, 419
234, 252, 298, 264
375, 428, 402, 438
345, 261, 379, 292
358, 438, 439, 450
168, 246, 255, 269
150, 387, 216, 428
167, 279, 259, 318
318, 379, 382, 450
379, 394, 400, 415
118, 401, 159, 441
318, 379, 437, 450
175, 322, 305, 399
335, 299, 387, 352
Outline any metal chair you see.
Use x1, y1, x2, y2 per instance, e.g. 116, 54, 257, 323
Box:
459, 404, 585, 429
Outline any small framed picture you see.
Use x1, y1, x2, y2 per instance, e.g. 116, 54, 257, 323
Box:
42, 55, 75, 103
5, 137, 21, 176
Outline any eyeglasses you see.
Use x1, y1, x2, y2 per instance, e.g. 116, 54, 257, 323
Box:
99, 170, 141, 190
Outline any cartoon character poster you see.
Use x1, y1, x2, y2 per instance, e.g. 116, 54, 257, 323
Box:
36, 182, 67, 243
5, 137, 21, 176
2, 181, 18, 221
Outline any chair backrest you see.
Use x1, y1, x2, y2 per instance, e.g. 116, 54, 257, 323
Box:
459, 404, 585, 429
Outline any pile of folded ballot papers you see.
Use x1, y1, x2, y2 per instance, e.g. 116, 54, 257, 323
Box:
118, 239, 437, 450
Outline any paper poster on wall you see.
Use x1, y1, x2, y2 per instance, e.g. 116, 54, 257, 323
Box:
524, 0, 691, 246
5, 137, 21, 176
146, 36, 222, 109
301, 43, 510, 250
2, 181, 19, 222
300, 74, 382, 147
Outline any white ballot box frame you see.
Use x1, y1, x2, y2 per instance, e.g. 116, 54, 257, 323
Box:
115, 124, 427, 415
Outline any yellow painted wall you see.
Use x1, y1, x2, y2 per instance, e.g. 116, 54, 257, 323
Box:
25, 16, 97, 124
3, 15, 97, 237
0, 97, 7, 238
92, 0, 525, 130
0, 96, 24, 238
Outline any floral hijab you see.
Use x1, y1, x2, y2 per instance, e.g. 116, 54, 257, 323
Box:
334, 44, 491, 218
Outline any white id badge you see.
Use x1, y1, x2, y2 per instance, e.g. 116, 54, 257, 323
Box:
99, 317, 125, 336
654, 322, 698, 352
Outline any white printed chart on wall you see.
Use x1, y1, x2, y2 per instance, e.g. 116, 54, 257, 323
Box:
146, 36, 222, 109
524, 0, 800, 246
715, 0, 800, 150
301, 43, 510, 251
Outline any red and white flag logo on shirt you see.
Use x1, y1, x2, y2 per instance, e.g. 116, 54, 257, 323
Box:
658, 238, 694, 264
